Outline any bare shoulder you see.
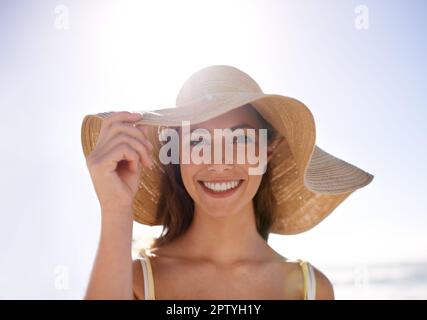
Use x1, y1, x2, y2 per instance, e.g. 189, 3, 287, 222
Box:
132, 258, 145, 300
275, 252, 335, 300
278, 258, 306, 299
309, 263, 335, 300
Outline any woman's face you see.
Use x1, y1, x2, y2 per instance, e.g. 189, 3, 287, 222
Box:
179, 106, 272, 218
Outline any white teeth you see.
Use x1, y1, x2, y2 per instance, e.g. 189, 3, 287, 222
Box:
202, 180, 241, 192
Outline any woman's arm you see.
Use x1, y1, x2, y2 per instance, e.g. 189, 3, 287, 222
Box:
84, 210, 134, 300
82, 111, 153, 299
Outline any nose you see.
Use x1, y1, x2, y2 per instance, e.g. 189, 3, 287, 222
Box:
207, 163, 232, 173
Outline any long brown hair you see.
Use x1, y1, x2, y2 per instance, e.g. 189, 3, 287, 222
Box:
151, 105, 278, 248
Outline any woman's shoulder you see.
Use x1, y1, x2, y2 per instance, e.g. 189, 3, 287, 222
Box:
132, 247, 157, 300
132, 251, 146, 300
307, 262, 335, 300
132, 246, 334, 300
280, 255, 335, 300
132, 246, 176, 300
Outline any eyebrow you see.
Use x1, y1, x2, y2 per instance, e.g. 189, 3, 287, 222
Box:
189, 123, 256, 133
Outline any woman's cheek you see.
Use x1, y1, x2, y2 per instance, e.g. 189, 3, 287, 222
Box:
180, 164, 198, 198
247, 175, 263, 197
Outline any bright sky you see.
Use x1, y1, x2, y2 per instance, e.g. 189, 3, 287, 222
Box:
0, 0, 426, 299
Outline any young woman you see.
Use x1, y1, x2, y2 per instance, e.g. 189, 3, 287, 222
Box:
81, 65, 374, 300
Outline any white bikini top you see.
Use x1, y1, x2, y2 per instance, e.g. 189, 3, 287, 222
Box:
138, 250, 316, 300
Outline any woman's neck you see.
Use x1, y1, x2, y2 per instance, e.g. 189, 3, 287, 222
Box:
169, 201, 272, 265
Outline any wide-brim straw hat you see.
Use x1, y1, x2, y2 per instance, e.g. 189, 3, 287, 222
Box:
81, 65, 374, 235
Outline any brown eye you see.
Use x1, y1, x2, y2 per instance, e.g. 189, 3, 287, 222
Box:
190, 139, 200, 146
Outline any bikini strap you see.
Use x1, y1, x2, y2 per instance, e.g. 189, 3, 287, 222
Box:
297, 259, 316, 300
138, 249, 156, 300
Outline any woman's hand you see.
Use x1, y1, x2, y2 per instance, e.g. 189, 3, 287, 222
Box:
85, 111, 154, 217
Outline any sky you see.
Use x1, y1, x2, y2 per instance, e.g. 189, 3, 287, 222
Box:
0, 0, 426, 299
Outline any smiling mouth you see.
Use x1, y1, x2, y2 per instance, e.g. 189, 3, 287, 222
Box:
197, 179, 244, 195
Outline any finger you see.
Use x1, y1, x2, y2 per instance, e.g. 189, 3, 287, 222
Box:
102, 143, 141, 173
100, 133, 153, 168
105, 134, 153, 168
99, 111, 142, 136
99, 122, 154, 151
135, 125, 153, 150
